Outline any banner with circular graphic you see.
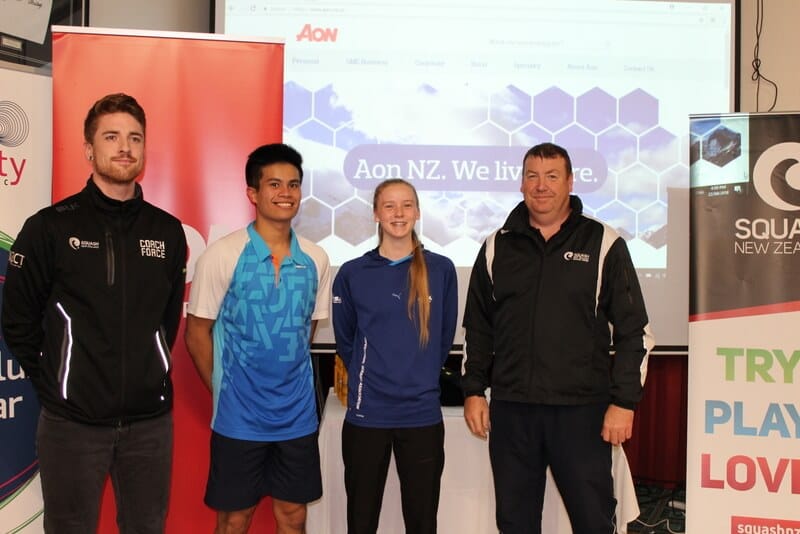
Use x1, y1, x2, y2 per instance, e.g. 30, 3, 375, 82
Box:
688, 113, 800, 532
0, 65, 52, 533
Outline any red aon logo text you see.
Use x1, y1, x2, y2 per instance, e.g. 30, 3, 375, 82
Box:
296, 24, 338, 42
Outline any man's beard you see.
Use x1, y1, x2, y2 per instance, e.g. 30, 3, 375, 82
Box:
93, 159, 143, 185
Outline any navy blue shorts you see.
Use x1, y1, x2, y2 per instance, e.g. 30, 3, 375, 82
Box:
204, 430, 322, 511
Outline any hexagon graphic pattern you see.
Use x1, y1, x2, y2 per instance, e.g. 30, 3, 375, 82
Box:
490, 85, 532, 132
577, 88, 617, 133
296, 197, 332, 242
533, 87, 574, 132
285, 81, 682, 254
619, 89, 658, 135
639, 127, 680, 173
701, 126, 741, 168
334, 198, 374, 245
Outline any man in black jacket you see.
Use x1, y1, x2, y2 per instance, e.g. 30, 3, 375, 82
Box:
462, 142, 654, 534
2, 93, 187, 533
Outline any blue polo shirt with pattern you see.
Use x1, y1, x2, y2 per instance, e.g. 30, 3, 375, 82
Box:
187, 224, 331, 441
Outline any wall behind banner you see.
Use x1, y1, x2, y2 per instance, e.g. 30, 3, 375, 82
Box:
90, 0, 210, 33
739, 0, 800, 112
52, 28, 284, 532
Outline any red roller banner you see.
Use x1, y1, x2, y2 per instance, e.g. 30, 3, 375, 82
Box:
52, 27, 284, 532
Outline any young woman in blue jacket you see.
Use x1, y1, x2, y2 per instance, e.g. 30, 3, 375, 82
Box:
332, 178, 459, 534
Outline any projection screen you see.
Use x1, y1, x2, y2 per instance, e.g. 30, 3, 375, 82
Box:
215, 0, 737, 349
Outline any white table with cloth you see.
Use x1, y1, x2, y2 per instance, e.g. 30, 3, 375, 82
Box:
307, 389, 639, 534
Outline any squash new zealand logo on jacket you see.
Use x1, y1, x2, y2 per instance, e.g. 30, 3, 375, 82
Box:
563, 251, 591, 262
68, 236, 99, 250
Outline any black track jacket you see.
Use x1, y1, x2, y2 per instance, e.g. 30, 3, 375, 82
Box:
462, 196, 654, 409
2, 178, 187, 425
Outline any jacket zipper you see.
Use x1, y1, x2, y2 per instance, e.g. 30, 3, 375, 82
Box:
529, 236, 545, 393
119, 220, 128, 413
105, 230, 115, 286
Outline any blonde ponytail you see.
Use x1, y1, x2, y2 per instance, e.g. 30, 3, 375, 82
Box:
408, 229, 431, 346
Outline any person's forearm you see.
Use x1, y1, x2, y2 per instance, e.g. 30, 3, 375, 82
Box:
185, 316, 215, 391
189, 348, 213, 391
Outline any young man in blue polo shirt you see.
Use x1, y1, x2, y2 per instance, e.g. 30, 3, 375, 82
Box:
185, 143, 331, 534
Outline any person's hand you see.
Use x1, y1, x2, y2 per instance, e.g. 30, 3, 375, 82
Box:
464, 395, 490, 439
601, 404, 634, 445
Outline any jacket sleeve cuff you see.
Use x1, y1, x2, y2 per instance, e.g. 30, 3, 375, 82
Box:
611, 399, 637, 411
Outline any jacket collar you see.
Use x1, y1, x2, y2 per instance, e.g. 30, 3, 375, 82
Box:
503, 195, 584, 238
365, 247, 414, 266
83, 177, 144, 216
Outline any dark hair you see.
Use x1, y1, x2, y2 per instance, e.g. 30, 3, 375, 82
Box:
83, 93, 146, 143
523, 142, 573, 176
245, 143, 304, 189
372, 178, 431, 346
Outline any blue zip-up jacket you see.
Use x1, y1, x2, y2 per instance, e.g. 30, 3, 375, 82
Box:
332, 248, 458, 427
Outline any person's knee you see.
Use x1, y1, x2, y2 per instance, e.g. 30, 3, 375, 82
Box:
216, 508, 256, 534
273, 499, 306, 530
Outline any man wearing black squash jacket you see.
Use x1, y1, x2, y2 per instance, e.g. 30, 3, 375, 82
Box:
2, 93, 187, 534
461, 142, 654, 534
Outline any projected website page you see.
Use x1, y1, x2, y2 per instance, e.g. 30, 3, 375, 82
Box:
220, 0, 733, 346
